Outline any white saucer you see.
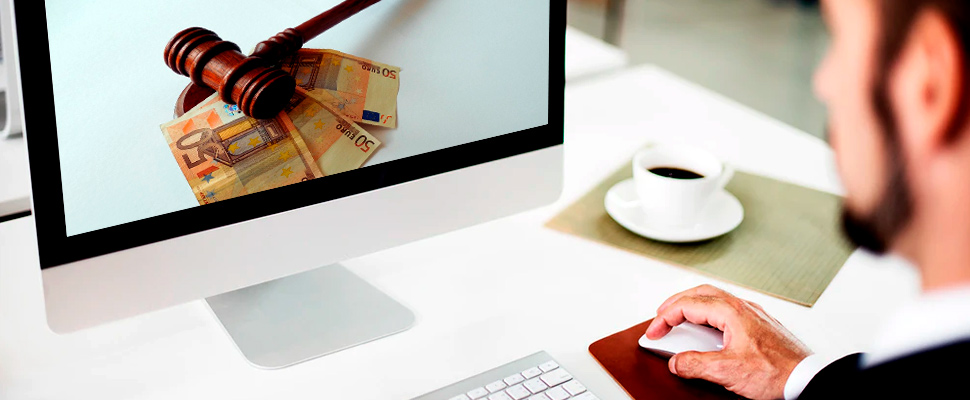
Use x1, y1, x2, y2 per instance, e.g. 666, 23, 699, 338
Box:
605, 178, 744, 243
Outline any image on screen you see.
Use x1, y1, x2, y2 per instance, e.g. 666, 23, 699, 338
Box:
46, 0, 550, 236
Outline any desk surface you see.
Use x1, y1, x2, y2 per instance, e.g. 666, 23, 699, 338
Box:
565, 26, 629, 81
0, 65, 919, 400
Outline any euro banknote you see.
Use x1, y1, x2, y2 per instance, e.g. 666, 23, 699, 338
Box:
284, 88, 382, 175
160, 96, 322, 205
280, 49, 400, 128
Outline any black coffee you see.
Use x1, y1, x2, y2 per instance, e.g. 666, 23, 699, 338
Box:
648, 167, 704, 180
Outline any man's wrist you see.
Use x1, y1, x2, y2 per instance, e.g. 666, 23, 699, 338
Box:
783, 354, 832, 400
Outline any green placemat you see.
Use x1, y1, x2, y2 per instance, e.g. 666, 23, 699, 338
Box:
546, 162, 854, 307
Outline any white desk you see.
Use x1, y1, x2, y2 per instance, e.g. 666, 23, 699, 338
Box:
0, 65, 920, 400
566, 26, 629, 82
0, 134, 29, 217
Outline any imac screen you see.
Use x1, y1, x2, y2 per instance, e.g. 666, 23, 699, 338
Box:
41, 0, 551, 236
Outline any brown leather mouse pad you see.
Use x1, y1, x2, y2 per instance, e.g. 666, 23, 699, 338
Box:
589, 320, 740, 400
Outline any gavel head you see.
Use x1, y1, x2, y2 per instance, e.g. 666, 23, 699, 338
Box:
164, 27, 296, 119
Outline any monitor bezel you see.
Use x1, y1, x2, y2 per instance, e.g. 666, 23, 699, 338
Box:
16, 1, 565, 269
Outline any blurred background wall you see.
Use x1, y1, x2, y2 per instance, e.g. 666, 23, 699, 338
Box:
567, 0, 829, 139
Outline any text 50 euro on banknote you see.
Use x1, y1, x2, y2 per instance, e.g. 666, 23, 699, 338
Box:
284, 88, 382, 175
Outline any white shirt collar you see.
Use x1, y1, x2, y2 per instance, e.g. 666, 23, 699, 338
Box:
862, 284, 970, 368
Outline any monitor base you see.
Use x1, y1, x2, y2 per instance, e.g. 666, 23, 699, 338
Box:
205, 264, 415, 369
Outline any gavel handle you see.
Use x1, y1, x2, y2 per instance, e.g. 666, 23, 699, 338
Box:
298, 0, 383, 40
251, 0, 383, 62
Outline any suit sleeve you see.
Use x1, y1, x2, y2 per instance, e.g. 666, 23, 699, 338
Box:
796, 353, 863, 399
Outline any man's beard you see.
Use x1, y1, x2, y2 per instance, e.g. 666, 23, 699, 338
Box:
840, 152, 912, 254
839, 17, 917, 256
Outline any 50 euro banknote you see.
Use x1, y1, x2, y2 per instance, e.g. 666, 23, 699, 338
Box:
280, 49, 401, 128
160, 96, 323, 205
283, 88, 383, 175
161, 90, 383, 205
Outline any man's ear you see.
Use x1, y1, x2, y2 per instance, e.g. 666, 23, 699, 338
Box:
891, 8, 965, 158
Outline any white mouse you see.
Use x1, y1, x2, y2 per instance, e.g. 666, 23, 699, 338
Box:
638, 322, 725, 357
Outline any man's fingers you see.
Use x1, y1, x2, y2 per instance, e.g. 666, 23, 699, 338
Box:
669, 350, 729, 383
656, 284, 731, 315
646, 295, 735, 339
645, 317, 673, 339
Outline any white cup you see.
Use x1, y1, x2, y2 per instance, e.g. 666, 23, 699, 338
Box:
631, 143, 734, 227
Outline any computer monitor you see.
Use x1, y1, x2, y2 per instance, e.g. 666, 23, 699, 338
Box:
14, 0, 562, 368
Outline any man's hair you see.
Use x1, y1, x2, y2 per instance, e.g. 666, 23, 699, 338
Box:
841, 1, 970, 253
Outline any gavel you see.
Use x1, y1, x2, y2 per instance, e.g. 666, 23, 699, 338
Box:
164, 0, 382, 119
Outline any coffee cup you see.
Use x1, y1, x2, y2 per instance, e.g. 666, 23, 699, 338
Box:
630, 143, 734, 227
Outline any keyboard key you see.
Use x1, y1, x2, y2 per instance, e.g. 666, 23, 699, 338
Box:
467, 387, 489, 399
486, 380, 508, 393
488, 393, 513, 400
528, 394, 551, 400
545, 387, 570, 400
524, 377, 548, 394
505, 385, 532, 400
572, 393, 599, 400
539, 360, 559, 372
449, 395, 472, 400
504, 373, 525, 386
540, 369, 573, 387
505, 384, 531, 400
522, 367, 542, 379
562, 380, 587, 396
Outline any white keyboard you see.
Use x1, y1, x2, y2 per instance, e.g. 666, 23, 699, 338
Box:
412, 352, 599, 400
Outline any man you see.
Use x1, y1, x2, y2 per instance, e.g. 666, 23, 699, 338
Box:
645, 0, 970, 398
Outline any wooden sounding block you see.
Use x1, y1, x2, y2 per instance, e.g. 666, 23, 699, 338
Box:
164, 0, 383, 118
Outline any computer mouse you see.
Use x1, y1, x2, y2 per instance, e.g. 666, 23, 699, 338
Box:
638, 322, 724, 357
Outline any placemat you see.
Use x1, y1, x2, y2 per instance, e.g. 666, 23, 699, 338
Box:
546, 162, 853, 306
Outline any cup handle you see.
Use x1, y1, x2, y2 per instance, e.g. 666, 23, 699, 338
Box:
717, 164, 735, 190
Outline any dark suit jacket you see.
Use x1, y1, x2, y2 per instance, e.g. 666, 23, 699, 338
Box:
797, 339, 970, 399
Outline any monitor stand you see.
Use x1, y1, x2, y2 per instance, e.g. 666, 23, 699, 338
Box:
205, 264, 415, 369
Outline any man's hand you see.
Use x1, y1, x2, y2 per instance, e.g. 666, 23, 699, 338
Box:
645, 285, 812, 400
